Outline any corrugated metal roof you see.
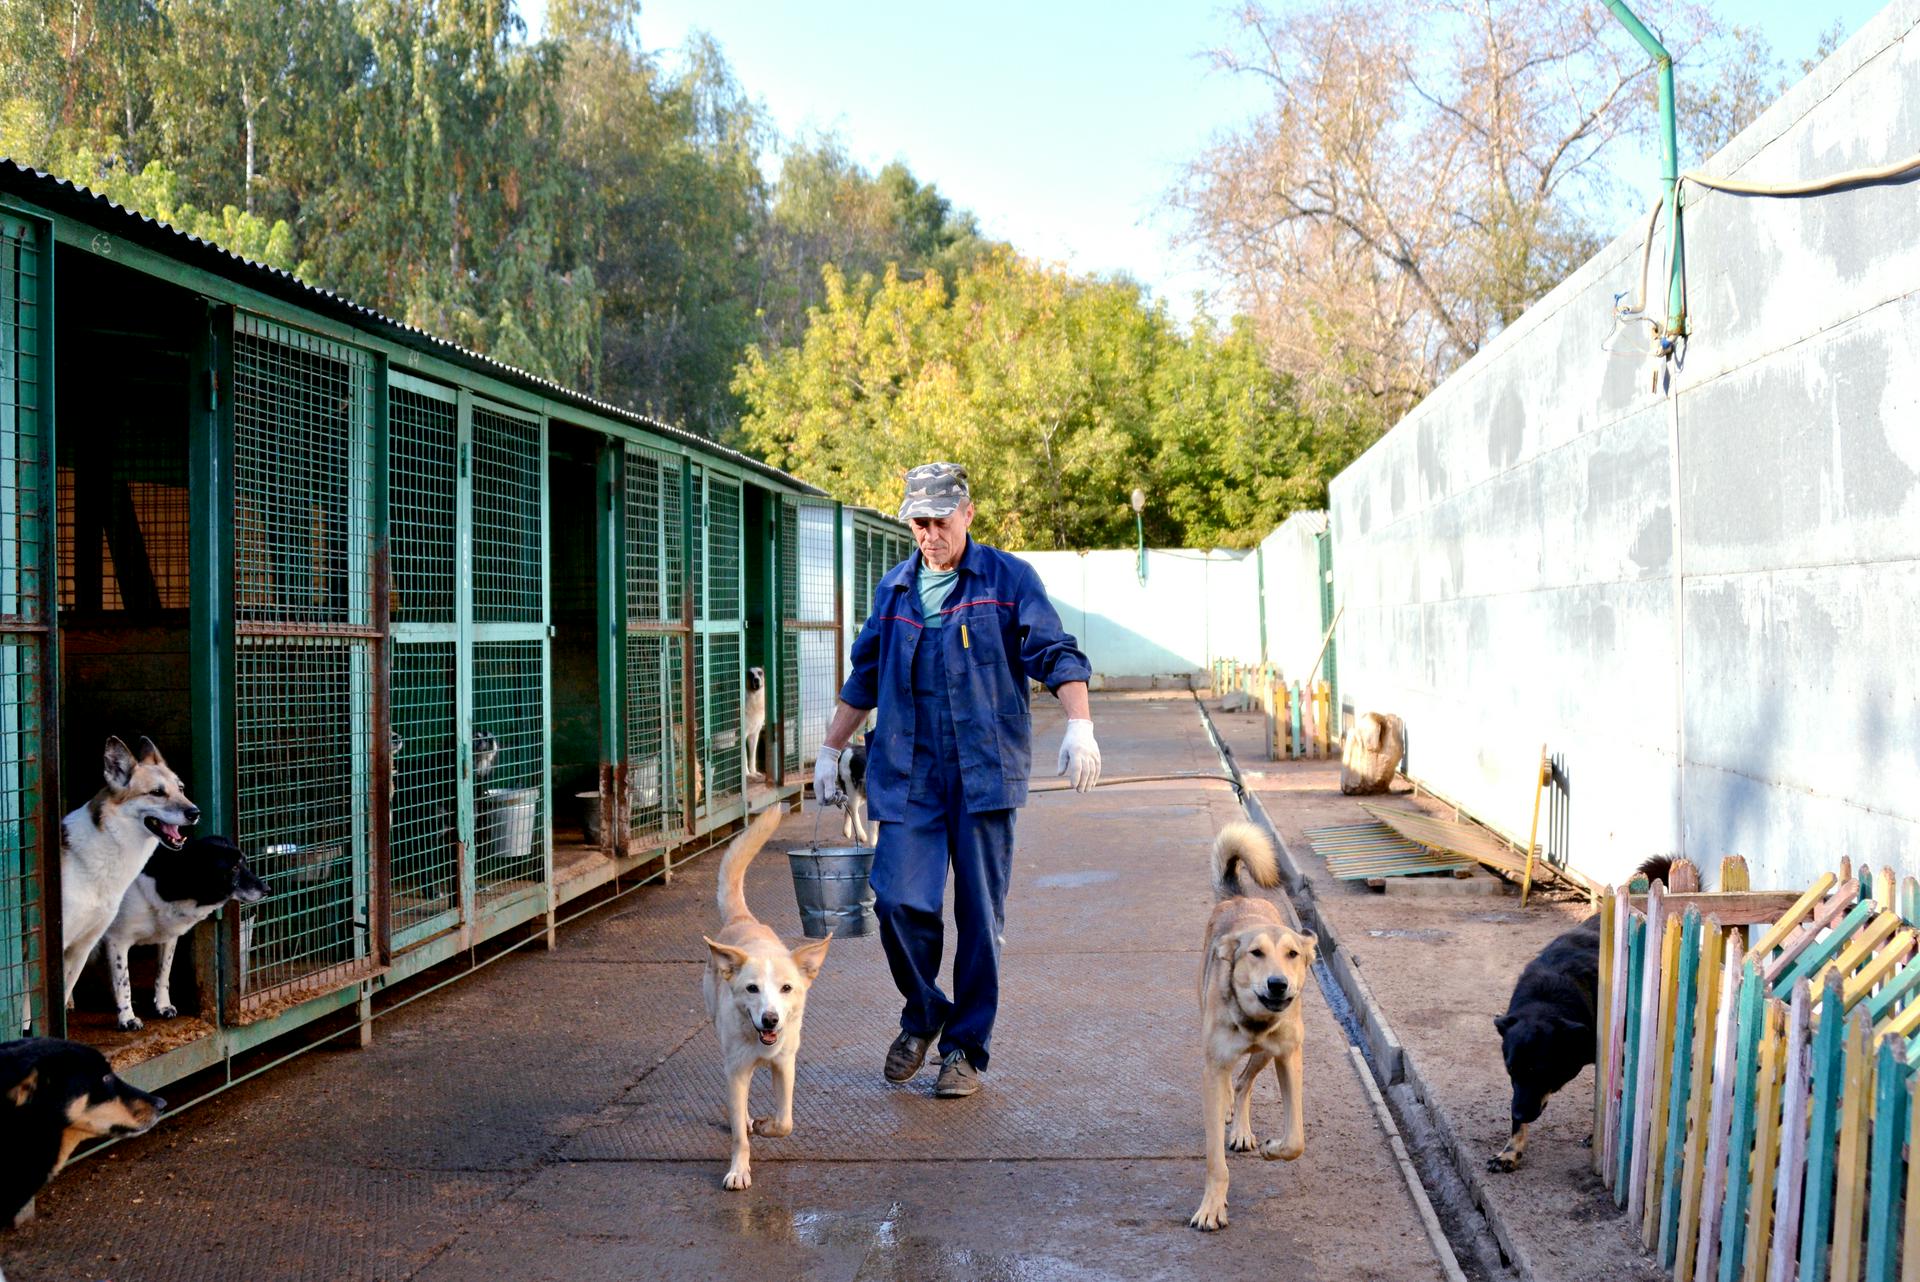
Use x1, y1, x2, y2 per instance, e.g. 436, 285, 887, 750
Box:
0, 158, 827, 497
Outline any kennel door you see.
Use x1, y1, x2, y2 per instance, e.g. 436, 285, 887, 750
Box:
624, 444, 687, 847
388, 373, 465, 950
778, 495, 839, 783
0, 208, 56, 1039
692, 467, 745, 821
229, 315, 382, 1015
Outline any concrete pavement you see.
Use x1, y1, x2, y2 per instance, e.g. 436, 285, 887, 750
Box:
2, 696, 1449, 1282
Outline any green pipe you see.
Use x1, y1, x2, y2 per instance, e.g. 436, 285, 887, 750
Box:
1604, 0, 1686, 336
1134, 509, 1146, 584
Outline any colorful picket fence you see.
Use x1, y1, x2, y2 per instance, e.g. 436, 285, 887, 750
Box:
1596, 858, 1920, 1282
1209, 659, 1335, 760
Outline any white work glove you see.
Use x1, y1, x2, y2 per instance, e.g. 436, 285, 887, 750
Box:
814, 745, 847, 808
1057, 719, 1102, 793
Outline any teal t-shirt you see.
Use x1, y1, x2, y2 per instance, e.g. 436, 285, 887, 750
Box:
918, 564, 958, 628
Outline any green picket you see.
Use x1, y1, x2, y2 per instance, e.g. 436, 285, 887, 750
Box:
1617, 916, 1646, 1203
1659, 908, 1702, 1266
1718, 959, 1765, 1282
1776, 900, 1877, 991
1862, 1035, 1907, 1282
1864, 953, 1920, 1025
1798, 974, 1848, 1282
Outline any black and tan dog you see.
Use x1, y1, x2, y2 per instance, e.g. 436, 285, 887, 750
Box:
1488, 856, 1671, 1172
1191, 823, 1318, 1231
2, 1038, 165, 1226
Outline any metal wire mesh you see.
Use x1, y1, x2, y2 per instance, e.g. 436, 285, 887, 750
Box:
389, 387, 457, 625
2, 215, 49, 1038
707, 477, 740, 623
392, 642, 458, 935
0, 639, 45, 1038
54, 420, 189, 614
689, 469, 705, 622
625, 632, 682, 843
234, 637, 372, 999
473, 640, 545, 893
233, 320, 372, 627
472, 405, 542, 623
702, 632, 742, 807
625, 448, 685, 623
778, 501, 799, 776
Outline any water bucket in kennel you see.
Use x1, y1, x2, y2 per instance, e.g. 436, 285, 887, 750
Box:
478, 787, 540, 882
786, 843, 877, 939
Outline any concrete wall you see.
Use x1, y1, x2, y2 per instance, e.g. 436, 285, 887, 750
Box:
1256, 512, 1332, 684
1325, 3, 1920, 887
1016, 548, 1264, 680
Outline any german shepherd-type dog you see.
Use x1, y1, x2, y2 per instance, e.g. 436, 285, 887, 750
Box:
1191, 823, 1318, 1231
1, 1037, 164, 1227
60, 737, 200, 1011
702, 808, 831, 1191
103, 835, 268, 1031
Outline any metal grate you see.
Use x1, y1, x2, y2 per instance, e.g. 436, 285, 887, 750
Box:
625, 448, 683, 623
689, 468, 706, 621
779, 500, 800, 777
473, 639, 545, 893
233, 320, 373, 627
55, 421, 190, 614
3, 215, 51, 1038
706, 477, 740, 623
0, 640, 45, 1038
625, 632, 682, 844
390, 387, 458, 624
701, 631, 742, 807
391, 643, 459, 934
781, 498, 838, 777
471, 405, 543, 623
234, 637, 373, 999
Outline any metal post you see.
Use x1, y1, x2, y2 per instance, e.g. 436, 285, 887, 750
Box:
1604, 0, 1686, 336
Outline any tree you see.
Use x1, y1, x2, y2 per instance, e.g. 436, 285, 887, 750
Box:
734, 253, 1333, 550
1177, 0, 1771, 422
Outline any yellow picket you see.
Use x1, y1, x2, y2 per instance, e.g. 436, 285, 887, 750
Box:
1842, 930, 1915, 1013
1644, 912, 1685, 1249
1742, 999, 1786, 1282
1675, 917, 1726, 1282
1745, 872, 1838, 963
1829, 1009, 1873, 1282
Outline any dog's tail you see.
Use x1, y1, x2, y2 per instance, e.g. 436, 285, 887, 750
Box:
717, 808, 786, 925
1636, 855, 1675, 888
1212, 822, 1281, 901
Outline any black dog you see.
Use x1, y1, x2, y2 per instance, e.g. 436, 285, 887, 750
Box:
1, 1038, 165, 1226
103, 834, 269, 1030
1489, 855, 1672, 1172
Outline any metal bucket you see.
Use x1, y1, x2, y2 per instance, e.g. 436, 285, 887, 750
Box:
786, 845, 877, 939
479, 786, 540, 882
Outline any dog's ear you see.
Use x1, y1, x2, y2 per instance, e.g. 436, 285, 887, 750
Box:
790, 934, 831, 981
1554, 1016, 1589, 1038
135, 736, 165, 766
1494, 1014, 1517, 1036
3, 1066, 37, 1108
1295, 928, 1319, 959
703, 936, 750, 978
103, 736, 137, 789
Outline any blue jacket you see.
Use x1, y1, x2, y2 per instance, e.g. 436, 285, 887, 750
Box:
840, 538, 1092, 821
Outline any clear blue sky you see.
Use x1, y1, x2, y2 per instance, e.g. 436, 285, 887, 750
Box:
524, 0, 1888, 320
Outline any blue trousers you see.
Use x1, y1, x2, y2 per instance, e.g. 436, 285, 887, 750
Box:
870, 636, 1016, 1070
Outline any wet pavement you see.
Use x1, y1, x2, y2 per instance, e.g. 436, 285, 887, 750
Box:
3, 696, 1446, 1282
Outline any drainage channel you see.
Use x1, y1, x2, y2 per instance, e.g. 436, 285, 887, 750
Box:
1191, 692, 1516, 1282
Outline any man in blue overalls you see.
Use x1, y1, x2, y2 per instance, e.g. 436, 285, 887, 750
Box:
816, 462, 1101, 1098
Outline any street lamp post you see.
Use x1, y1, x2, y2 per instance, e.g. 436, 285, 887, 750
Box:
1130, 487, 1147, 584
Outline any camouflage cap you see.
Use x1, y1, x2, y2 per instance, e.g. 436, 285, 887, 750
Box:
898, 462, 971, 519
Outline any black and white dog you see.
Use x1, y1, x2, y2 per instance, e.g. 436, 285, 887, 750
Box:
836, 743, 872, 846
102, 835, 268, 1032
743, 667, 766, 781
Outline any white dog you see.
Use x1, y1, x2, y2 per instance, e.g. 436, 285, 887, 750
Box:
742, 666, 766, 781
702, 808, 831, 1190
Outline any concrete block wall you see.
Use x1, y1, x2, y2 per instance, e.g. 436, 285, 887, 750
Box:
1016, 547, 1268, 680
1325, 3, 1920, 887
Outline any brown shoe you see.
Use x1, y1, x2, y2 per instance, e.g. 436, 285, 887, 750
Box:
884, 1029, 938, 1083
933, 1049, 981, 1098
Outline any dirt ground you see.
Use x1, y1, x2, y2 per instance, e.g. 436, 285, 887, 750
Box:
3, 696, 1449, 1282
1206, 704, 1666, 1282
